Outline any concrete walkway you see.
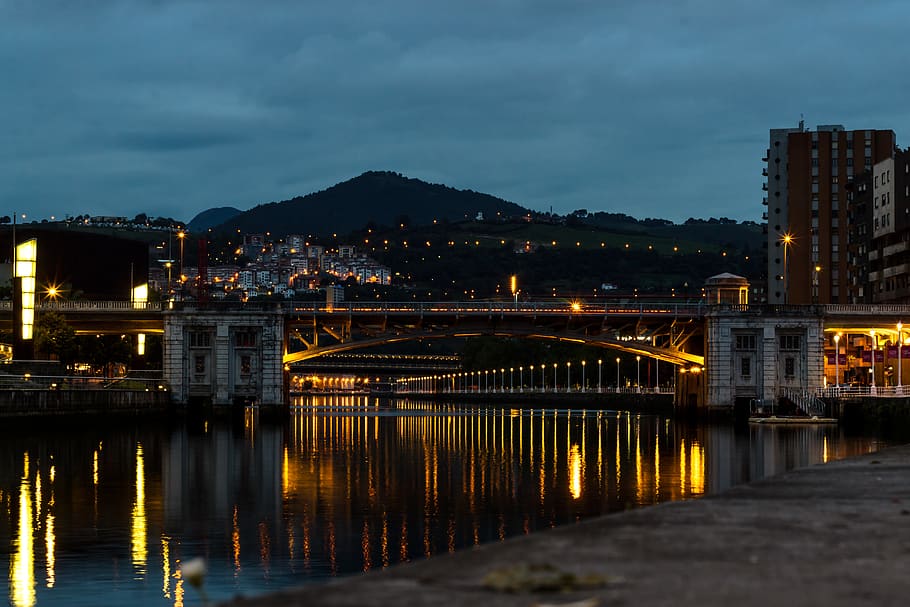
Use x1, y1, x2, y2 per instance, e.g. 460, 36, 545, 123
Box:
223, 445, 910, 607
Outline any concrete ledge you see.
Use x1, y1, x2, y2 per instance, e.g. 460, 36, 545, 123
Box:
223, 445, 910, 607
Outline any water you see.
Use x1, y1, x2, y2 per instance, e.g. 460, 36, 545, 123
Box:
1, 396, 901, 606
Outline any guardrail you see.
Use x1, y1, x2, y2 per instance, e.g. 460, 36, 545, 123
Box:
0, 375, 168, 391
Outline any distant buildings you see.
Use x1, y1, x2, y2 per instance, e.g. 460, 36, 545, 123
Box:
171, 238, 392, 300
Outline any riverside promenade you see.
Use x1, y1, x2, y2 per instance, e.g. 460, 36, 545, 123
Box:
225, 444, 910, 607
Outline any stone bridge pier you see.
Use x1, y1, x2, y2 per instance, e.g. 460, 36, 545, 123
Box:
702, 306, 825, 411
163, 305, 287, 408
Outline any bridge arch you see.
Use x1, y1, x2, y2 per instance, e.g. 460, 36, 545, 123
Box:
284, 329, 704, 367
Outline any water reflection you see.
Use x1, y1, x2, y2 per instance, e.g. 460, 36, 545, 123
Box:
0, 399, 900, 607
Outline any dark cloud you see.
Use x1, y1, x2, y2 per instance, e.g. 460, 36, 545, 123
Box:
2, 0, 908, 224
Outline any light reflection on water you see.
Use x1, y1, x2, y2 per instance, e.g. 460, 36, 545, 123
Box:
1, 397, 900, 606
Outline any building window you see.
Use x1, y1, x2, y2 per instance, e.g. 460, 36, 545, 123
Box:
189, 331, 211, 348
241, 355, 252, 375
195, 355, 206, 374
735, 335, 757, 350
741, 357, 751, 379
785, 357, 795, 378
779, 335, 801, 351
234, 329, 257, 348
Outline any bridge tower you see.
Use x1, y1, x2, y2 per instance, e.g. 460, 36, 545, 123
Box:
163, 303, 287, 408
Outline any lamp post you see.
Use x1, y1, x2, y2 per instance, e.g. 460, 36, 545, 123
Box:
655, 358, 659, 392
553, 362, 557, 392
485, 370, 489, 393
636, 355, 641, 392
501, 368, 505, 392
833, 334, 841, 390
510, 274, 518, 309
870, 330, 876, 392
492, 369, 497, 392
529, 365, 534, 392
781, 232, 793, 304
541, 364, 546, 392
598, 359, 602, 393
616, 357, 621, 391
898, 322, 903, 390
581, 360, 586, 392
566, 362, 571, 392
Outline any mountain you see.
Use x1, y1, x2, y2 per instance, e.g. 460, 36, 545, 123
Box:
187, 206, 242, 232
212, 171, 529, 235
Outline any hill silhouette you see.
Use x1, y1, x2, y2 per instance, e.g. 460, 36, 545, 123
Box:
213, 171, 529, 235
187, 206, 242, 232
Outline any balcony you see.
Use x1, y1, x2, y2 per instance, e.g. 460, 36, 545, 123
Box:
883, 241, 910, 257
868, 270, 882, 281
762, 212, 768, 220
762, 197, 768, 206
883, 263, 910, 279
762, 183, 768, 191
762, 149, 769, 162
869, 250, 880, 261
762, 168, 768, 176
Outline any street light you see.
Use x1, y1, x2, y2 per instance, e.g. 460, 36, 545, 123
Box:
781, 232, 794, 304
492, 369, 497, 392
581, 360, 586, 392
636, 355, 641, 392
899, 322, 904, 390
553, 362, 558, 392
529, 365, 534, 392
501, 368, 505, 392
510, 274, 518, 308
616, 357, 621, 391
485, 370, 489, 392
518, 366, 523, 392
598, 359, 602, 393
566, 361, 571, 392
833, 333, 841, 390
870, 330, 876, 392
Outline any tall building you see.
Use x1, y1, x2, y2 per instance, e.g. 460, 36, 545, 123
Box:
867, 148, 910, 302
764, 122, 896, 304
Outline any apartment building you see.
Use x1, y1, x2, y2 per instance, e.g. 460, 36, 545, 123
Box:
765, 122, 895, 304
867, 149, 910, 302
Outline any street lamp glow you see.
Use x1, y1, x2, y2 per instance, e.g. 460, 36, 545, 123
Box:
833, 333, 841, 389
870, 330, 876, 390
899, 323, 904, 389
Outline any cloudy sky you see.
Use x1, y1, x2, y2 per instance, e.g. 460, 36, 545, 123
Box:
3, 0, 909, 224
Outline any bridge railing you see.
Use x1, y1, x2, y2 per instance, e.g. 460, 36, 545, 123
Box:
0, 374, 168, 391
285, 300, 707, 316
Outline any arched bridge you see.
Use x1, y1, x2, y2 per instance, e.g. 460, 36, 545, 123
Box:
283, 300, 707, 366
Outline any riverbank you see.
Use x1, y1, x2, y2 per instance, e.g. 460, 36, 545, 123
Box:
223, 443, 910, 607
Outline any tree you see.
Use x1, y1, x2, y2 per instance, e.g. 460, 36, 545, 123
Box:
34, 311, 78, 367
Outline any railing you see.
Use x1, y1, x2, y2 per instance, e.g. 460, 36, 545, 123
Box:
779, 387, 827, 416
286, 301, 707, 317
0, 374, 167, 391
820, 385, 910, 398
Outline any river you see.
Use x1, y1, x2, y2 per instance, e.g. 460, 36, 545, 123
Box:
1, 396, 902, 606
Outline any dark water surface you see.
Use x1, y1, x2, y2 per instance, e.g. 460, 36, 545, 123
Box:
1, 396, 902, 606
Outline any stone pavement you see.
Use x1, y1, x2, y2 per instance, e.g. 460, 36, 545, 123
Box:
223, 445, 910, 607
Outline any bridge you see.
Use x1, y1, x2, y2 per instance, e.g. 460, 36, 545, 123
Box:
3, 299, 909, 411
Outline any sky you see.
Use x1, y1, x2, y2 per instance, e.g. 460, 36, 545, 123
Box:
3, 0, 910, 225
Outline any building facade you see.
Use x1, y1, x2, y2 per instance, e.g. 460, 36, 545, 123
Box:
765, 122, 896, 304
868, 149, 910, 302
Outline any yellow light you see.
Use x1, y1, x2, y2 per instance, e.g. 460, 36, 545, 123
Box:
15, 239, 37, 341
137, 334, 146, 356
132, 283, 148, 309
131, 444, 147, 575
